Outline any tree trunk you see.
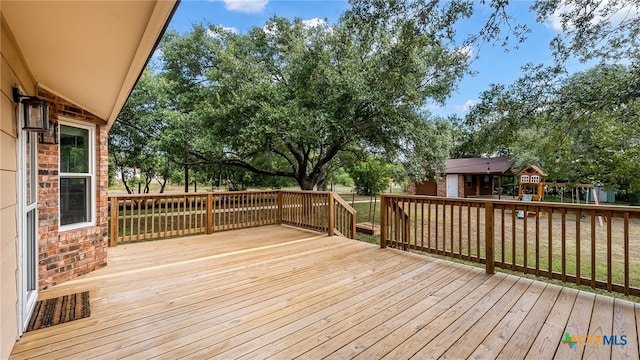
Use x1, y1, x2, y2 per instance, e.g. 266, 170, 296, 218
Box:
159, 178, 167, 193
316, 179, 328, 191
120, 170, 133, 194
298, 177, 315, 191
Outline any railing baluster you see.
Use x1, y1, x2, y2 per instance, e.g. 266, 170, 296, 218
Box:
561, 208, 566, 282
442, 202, 446, 255
449, 202, 453, 256
421, 201, 425, 250
434, 203, 439, 254
535, 205, 540, 276
523, 204, 528, 271
468, 203, 472, 260
128, 198, 134, 242
624, 212, 629, 295
485, 202, 495, 274
458, 203, 462, 259
511, 204, 516, 271
548, 207, 552, 278
500, 207, 505, 266
576, 208, 581, 286
426, 200, 431, 252
413, 201, 418, 250
109, 197, 119, 246
591, 209, 596, 288
607, 210, 612, 292
476, 204, 480, 261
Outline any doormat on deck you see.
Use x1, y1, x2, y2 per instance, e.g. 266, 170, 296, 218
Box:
27, 291, 90, 332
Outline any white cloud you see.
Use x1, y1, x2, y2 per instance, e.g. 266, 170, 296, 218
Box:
262, 22, 277, 36
454, 99, 478, 112
422, 103, 442, 111
544, 1, 640, 32
455, 45, 473, 60
219, 0, 268, 14
207, 25, 239, 38
544, 7, 567, 32
301, 18, 326, 28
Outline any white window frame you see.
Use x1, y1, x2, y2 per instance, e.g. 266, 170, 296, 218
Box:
521, 175, 529, 183
530, 175, 540, 183
59, 118, 96, 231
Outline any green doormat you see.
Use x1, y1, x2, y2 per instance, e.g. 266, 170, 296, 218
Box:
27, 291, 90, 332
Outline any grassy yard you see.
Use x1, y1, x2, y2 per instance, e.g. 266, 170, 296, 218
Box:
377, 202, 640, 297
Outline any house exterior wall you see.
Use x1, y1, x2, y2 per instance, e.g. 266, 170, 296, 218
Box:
1, 15, 110, 357
407, 178, 415, 194
1, 13, 36, 359
436, 177, 447, 197
36, 89, 109, 290
413, 179, 437, 196
412, 175, 474, 198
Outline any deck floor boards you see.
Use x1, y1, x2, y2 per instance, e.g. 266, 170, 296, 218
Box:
10, 225, 640, 360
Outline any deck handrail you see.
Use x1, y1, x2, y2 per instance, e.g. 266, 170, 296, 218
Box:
333, 193, 357, 239
380, 194, 640, 297
108, 190, 356, 246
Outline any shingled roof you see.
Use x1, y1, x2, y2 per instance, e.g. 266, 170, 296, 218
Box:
446, 157, 513, 175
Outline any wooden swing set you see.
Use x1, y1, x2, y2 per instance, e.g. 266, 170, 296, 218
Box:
517, 165, 604, 226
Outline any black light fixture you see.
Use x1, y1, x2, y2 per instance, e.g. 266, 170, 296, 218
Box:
13, 87, 50, 133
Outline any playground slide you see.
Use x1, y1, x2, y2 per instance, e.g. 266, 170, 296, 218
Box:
517, 194, 533, 219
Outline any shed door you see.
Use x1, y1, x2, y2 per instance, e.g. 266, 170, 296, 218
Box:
446, 174, 459, 198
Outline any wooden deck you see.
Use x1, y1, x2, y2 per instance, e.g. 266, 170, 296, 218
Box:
11, 225, 640, 359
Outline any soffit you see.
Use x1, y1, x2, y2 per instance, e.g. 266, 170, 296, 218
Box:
2, 0, 178, 127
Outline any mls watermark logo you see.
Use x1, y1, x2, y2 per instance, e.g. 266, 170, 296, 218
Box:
562, 333, 627, 348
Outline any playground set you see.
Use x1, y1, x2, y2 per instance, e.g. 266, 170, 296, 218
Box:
355, 164, 607, 235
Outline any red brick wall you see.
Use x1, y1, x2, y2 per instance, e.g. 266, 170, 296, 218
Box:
408, 178, 416, 195
36, 89, 108, 290
458, 175, 465, 198
436, 177, 446, 197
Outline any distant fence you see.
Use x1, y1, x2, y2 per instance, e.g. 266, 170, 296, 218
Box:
108, 190, 356, 246
381, 194, 640, 297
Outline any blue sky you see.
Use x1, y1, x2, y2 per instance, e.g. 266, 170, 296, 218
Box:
167, 0, 579, 118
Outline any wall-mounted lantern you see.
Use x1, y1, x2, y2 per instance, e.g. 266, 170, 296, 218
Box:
13, 87, 50, 132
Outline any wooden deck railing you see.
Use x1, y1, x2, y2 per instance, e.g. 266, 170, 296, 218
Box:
332, 194, 357, 239
108, 190, 356, 246
381, 194, 640, 297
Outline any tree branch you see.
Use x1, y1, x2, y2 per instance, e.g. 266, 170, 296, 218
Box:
218, 159, 295, 178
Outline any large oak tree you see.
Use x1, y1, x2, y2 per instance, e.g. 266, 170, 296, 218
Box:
160, 7, 466, 189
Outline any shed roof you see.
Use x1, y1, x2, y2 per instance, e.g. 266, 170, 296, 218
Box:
517, 165, 547, 176
446, 157, 513, 175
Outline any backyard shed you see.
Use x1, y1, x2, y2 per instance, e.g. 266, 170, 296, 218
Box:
411, 157, 513, 198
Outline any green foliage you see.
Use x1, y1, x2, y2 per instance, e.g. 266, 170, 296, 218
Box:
158, 9, 467, 189
462, 62, 640, 193
348, 157, 392, 196
109, 68, 174, 193
332, 168, 354, 187
530, 0, 640, 63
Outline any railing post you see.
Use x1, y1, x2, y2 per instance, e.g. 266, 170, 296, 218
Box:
206, 193, 213, 234
277, 191, 283, 225
109, 196, 119, 247
328, 192, 335, 236
485, 201, 495, 275
380, 195, 387, 248
351, 209, 356, 240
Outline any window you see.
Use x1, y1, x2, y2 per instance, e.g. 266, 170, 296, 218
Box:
465, 175, 473, 188
530, 175, 540, 183
520, 175, 529, 183
60, 122, 94, 228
